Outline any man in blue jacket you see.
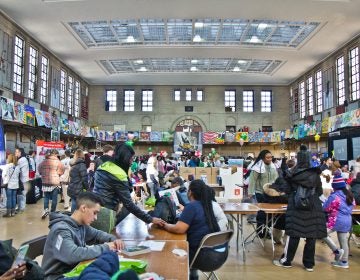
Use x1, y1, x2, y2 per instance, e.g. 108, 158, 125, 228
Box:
42, 192, 124, 280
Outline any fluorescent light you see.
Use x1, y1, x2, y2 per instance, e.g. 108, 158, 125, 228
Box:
258, 23, 268, 30
193, 35, 202, 42
190, 66, 197, 71
126, 36, 135, 43
194, 22, 204, 28
233, 67, 240, 72
238, 60, 247, 64
134, 60, 143, 64
191, 59, 198, 64
138, 67, 147, 72
249, 36, 261, 43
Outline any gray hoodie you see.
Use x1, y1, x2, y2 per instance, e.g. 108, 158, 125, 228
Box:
42, 212, 116, 280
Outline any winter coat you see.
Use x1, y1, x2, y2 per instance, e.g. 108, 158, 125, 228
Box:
5, 164, 20, 190
248, 160, 278, 195
17, 156, 29, 183
68, 158, 89, 198
323, 190, 354, 233
42, 212, 115, 280
38, 155, 65, 186
284, 167, 327, 239
350, 178, 360, 205
93, 161, 153, 224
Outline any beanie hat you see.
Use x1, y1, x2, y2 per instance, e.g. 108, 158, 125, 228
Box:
332, 173, 346, 190
296, 144, 311, 167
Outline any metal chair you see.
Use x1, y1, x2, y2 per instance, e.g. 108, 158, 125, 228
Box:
20, 235, 47, 259
190, 230, 234, 280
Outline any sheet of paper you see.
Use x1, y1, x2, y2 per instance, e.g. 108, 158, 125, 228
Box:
138, 240, 166, 251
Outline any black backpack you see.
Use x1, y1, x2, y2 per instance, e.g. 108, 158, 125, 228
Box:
294, 184, 315, 210
149, 196, 177, 224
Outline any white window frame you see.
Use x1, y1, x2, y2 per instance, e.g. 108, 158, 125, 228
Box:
106, 90, 117, 111
124, 89, 135, 111
13, 35, 25, 94
28, 46, 38, 99
307, 76, 314, 116
224, 90, 236, 111
60, 69, 66, 112
299, 81, 305, 118
196, 89, 203, 101
67, 75, 74, 115
40, 55, 49, 104
260, 90, 272, 112
142, 89, 153, 112
336, 55, 345, 105
243, 90, 254, 112
349, 47, 360, 101
185, 89, 192, 101
315, 70, 323, 113
74, 80, 80, 117
174, 89, 181, 101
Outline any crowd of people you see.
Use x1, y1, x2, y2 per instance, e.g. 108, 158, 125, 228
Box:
1, 143, 360, 279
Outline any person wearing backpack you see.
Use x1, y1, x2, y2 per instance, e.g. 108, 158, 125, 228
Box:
273, 145, 326, 272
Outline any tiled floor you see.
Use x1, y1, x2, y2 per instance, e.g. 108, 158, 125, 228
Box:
1, 200, 360, 279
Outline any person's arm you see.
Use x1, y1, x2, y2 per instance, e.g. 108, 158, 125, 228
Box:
51, 228, 111, 265
163, 220, 189, 234
248, 171, 260, 196
79, 163, 89, 190
57, 161, 65, 176
0, 263, 27, 280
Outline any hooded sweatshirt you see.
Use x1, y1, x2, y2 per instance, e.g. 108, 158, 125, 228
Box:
42, 212, 116, 280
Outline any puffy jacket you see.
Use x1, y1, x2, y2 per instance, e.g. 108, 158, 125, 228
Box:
68, 158, 88, 198
38, 155, 65, 186
350, 178, 360, 205
93, 161, 153, 224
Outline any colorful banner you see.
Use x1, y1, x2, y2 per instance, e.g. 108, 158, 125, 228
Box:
24, 105, 36, 126
235, 132, 249, 142
13, 101, 25, 124
202, 131, 218, 144
139, 132, 150, 142
1, 97, 15, 121
150, 131, 162, 142
35, 109, 45, 126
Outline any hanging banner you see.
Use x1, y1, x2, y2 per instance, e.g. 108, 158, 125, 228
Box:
24, 104, 36, 126
0, 119, 6, 165
1, 97, 15, 121
35, 140, 65, 168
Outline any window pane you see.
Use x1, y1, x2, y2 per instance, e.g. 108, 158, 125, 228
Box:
243, 90, 254, 112
12, 36, 24, 94
142, 89, 153, 111
124, 90, 135, 111
336, 56, 345, 105
40, 55, 48, 104
106, 90, 117, 111
350, 47, 360, 101
261, 90, 272, 112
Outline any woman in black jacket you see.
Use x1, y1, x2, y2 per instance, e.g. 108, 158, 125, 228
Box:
93, 143, 164, 227
68, 149, 89, 212
273, 145, 327, 272
350, 172, 360, 205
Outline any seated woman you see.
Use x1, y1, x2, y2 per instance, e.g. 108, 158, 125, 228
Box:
161, 179, 226, 280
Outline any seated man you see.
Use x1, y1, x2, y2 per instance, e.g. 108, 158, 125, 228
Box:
42, 192, 124, 280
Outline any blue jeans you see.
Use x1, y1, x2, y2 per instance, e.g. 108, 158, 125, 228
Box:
6, 189, 17, 209
17, 181, 31, 210
71, 197, 77, 213
44, 188, 59, 212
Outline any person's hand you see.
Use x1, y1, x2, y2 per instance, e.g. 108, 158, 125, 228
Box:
106, 239, 125, 251
152, 217, 165, 227
0, 263, 27, 280
178, 204, 184, 211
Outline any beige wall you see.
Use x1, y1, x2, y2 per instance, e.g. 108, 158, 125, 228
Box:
88, 85, 290, 133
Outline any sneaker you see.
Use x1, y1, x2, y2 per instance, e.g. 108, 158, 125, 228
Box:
41, 209, 49, 219
273, 260, 292, 268
304, 267, 314, 272
332, 261, 349, 269
334, 249, 344, 262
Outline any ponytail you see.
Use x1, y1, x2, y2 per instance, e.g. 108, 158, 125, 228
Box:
341, 188, 354, 206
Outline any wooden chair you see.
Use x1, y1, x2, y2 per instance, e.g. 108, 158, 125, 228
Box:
190, 230, 234, 280
20, 235, 47, 259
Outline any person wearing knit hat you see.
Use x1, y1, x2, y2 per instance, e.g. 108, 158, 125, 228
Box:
322, 172, 355, 269
273, 144, 326, 272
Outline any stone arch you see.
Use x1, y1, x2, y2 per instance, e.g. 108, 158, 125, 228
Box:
170, 115, 207, 132
141, 116, 152, 126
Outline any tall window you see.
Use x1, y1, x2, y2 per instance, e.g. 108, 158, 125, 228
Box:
124, 90, 135, 111
299, 81, 305, 118
349, 47, 360, 101
315, 70, 323, 113
60, 70, 66, 112
260, 90, 272, 112
185, 89, 192, 101
243, 90, 254, 112
174, 89, 181, 101
224, 90, 236, 111
28, 46, 38, 99
306, 76, 314, 116
142, 89, 153, 111
336, 56, 345, 105
196, 89, 203, 101
40, 55, 49, 104
105, 90, 117, 111
74, 80, 80, 117
67, 75, 73, 115
13, 35, 25, 94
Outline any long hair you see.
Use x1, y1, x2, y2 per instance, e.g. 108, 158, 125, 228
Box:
112, 143, 135, 173
189, 180, 220, 233
74, 149, 85, 160
253, 149, 271, 167
341, 188, 354, 206
17, 147, 26, 158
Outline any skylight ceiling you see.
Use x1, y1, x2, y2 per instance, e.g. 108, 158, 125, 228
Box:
99, 58, 282, 74
68, 18, 320, 48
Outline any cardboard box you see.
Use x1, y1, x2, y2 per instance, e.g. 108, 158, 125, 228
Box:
210, 167, 219, 184
195, 167, 212, 183
179, 167, 196, 181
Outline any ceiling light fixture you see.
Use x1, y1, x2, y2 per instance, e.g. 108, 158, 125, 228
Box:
194, 22, 204, 28
257, 23, 268, 30
190, 66, 197, 71
191, 59, 198, 64
126, 35, 135, 43
238, 60, 247, 64
138, 67, 147, 72
135, 60, 143, 64
249, 36, 261, 43
193, 35, 202, 42
233, 67, 240, 72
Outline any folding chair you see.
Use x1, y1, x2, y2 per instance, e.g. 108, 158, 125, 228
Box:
20, 235, 47, 259
190, 230, 234, 280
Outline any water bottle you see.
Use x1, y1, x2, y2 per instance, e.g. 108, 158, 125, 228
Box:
200, 175, 207, 184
